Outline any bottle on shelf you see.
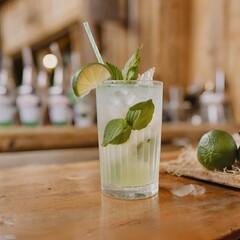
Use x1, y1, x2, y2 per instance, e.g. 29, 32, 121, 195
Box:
48, 42, 73, 126
68, 51, 96, 127
0, 55, 16, 126
16, 46, 42, 126
199, 69, 231, 124
167, 86, 191, 122
37, 61, 50, 126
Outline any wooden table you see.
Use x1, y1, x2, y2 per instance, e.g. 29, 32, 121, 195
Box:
0, 150, 240, 240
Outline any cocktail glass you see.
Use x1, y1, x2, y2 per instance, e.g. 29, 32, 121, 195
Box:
96, 80, 163, 200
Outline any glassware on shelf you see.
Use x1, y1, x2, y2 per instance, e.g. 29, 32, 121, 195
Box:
0, 87, 16, 127
167, 86, 191, 122
68, 51, 96, 127
37, 66, 50, 126
17, 87, 41, 126
48, 42, 73, 126
72, 93, 96, 127
199, 70, 231, 124
16, 46, 43, 126
48, 86, 72, 126
0, 56, 16, 126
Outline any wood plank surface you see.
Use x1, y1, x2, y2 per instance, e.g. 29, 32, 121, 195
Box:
0, 148, 99, 169
0, 123, 238, 152
0, 126, 99, 152
0, 0, 83, 55
226, 0, 240, 124
0, 150, 239, 240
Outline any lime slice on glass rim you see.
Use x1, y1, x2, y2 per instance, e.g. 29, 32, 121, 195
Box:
72, 63, 111, 97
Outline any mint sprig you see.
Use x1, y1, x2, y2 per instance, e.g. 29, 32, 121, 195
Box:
126, 99, 154, 130
105, 62, 123, 80
102, 119, 131, 147
122, 46, 142, 80
102, 99, 154, 147
103, 46, 142, 81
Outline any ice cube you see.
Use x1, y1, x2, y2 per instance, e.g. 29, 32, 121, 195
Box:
190, 185, 206, 196
111, 90, 136, 107
126, 95, 136, 106
171, 184, 205, 197
115, 89, 129, 96
139, 67, 155, 81
171, 184, 195, 197
111, 90, 127, 106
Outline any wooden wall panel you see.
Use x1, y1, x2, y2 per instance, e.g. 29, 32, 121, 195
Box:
0, 0, 83, 55
225, 0, 240, 123
157, 0, 190, 94
101, 22, 128, 69
189, 0, 226, 84
129, 0, 191, 96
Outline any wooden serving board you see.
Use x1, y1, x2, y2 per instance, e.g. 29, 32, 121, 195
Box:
160, 149, 240, 189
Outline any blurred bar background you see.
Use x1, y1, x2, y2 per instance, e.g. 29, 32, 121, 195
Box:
0, 0, 239, 152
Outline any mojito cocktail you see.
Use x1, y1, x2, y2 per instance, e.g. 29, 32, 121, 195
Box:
72, 24, 163, 200
96, 80, 162, 199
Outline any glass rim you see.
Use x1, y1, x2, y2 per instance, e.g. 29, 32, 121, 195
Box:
97, 79, 163, 86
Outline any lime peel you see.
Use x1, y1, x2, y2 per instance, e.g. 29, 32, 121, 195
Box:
72, 63, 110, 97
197, 130, 238, 171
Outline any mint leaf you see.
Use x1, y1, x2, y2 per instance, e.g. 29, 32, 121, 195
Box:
109, 125, 132, 145
122, 46, 142, 80
126, 99, 155, 130
105, 62, 123, 80
102, 98, 155, 147
102, 118, 132, 147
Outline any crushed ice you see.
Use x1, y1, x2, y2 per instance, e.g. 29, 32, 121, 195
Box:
0, 215, 15, 226
111, 90, 136, 107
171, 184, 206, 197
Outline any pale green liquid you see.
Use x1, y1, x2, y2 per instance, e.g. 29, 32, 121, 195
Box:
96, 81, 162, 188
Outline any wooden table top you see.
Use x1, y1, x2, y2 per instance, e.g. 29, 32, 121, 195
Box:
0, 150, 240, 240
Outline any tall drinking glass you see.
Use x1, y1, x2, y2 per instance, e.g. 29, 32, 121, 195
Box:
96, 80, 163, 200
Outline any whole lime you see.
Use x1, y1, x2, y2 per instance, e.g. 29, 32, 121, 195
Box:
197, 130, 237, 170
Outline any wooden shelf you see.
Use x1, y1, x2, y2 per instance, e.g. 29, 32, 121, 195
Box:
0, 123, 239, 152
161, 122, 240, 142
0, 125, 98, 152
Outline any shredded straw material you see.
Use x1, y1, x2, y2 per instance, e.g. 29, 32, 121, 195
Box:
160, 145, 240, 189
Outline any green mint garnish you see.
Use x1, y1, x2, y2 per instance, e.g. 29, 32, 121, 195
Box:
126, 99, 154, 130
102, 119, 131, 147
105, 62, 123, 80
122, 46, 142, 80
102, 99, 154, 147
103, 46, 142, 81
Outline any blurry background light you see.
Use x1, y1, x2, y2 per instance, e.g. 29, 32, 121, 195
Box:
43, 54, 58, 69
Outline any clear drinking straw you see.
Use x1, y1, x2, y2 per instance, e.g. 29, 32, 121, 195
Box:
83, 22, 104, 64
